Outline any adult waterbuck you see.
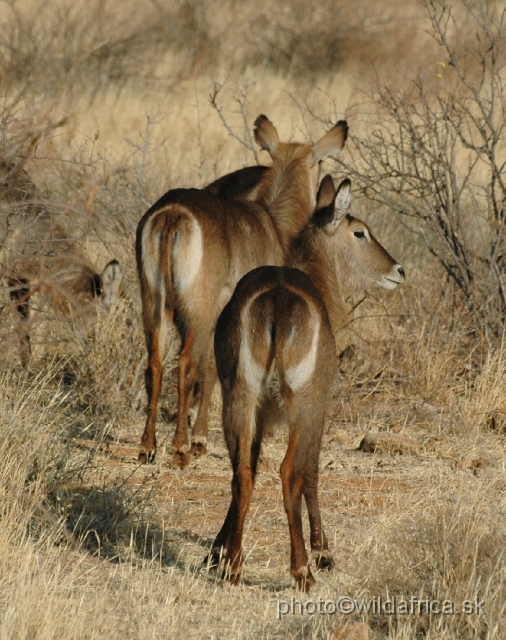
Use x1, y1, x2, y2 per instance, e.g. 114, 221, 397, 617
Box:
208, 175, 405, 590
136, 115, 348, 466
0, 160, 122, 366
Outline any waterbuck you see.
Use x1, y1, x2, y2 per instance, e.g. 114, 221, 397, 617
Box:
0, 160, 122, 366
136, 115, 348, 466
208, 175, 405, 590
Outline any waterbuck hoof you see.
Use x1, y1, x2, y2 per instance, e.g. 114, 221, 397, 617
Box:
190, 441, 207, 457
314, 550, 335, 572
222, 567, 242, 586
202, 549, 222, 570
173, 450, 190, 468
138, 449, 156, 464
294, 567, 316, 592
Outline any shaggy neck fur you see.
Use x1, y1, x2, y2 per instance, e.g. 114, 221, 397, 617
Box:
255, 145, 315, 250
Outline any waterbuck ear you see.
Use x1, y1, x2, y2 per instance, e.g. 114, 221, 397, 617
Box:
313, 177, 352, 231
312, 175, 337, 228
315, 174, 335, 209
254, 115, 280, 156
310, 120, 348, 166
100, 259, 122, 307
333, 178, 352, 221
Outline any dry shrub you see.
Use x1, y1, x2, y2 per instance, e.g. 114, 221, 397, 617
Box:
0, 0, 169, 95
243, 0, 430, 79
350, 480, 506, 638
0, 367, 73, 492
338, 0, 506, 339
457, 339, 506, 436
394, 315, 470, 405
0, 0, 435, 101
0, 361, 165, 565
61, 297, 146, 421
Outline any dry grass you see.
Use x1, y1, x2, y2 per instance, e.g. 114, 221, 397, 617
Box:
1, 0, 506, 638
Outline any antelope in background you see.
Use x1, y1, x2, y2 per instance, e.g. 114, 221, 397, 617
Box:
208, 175, 405, 590
0, 160, 122, 366
136, 115, 348, 466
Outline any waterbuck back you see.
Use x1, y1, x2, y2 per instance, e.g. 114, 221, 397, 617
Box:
0, 160, 122, 366
208, 175, 404, 590
137, 115, 348, 466
204, 165, 268, 200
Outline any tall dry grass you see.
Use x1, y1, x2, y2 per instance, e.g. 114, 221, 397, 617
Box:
1, 0, 506, 638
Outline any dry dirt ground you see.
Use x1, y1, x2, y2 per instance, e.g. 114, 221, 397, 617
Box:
38, 354, 502, 639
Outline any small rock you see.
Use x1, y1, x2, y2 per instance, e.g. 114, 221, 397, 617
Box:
424, 434, 458, 460
496, 401, 506, 414
486, 411, 506, 433
257, 455, 277, 472
413, 400, 444, 419
338, 344, 356, 363
334, 428, 352, 444
458, 456, 492, 471
358, 432, 421, 455
330, 621, 370, 640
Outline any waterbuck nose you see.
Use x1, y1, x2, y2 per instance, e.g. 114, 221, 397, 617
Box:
396, 266, 405, 280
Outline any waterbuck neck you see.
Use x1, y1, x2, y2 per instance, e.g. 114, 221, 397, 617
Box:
255, 145, 315, 248
288, 227, 350, 336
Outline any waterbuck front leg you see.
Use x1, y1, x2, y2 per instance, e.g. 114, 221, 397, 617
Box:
8, 277, 33, 367
205, 499, 238, 569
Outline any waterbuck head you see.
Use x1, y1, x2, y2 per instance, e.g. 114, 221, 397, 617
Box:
1, 159, 123, 366
291, 175, 405, 330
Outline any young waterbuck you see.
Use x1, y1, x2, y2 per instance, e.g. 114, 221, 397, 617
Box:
208, 175, 405, 590
0, 160, 122, 366
136, 115, 348, 466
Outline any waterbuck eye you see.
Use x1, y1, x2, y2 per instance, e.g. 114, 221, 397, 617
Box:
354, 230, 366, 238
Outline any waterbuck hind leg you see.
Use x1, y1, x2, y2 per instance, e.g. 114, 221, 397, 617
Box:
8, 278, 33, 367
303, 468, 334, 572
280, 429, 315, 592
172, 328, 197, 468
138, 261, 171, 463
139, 328, 164, 463
307, 501, 334, 572
222, 464, 253, 586
190, 349, 218, 458
206, 402, 264, 572
205, 500, 237, 569
213, 398, 257, 585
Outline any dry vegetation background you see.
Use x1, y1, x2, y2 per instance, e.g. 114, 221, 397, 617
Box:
1, 0, 506, 638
